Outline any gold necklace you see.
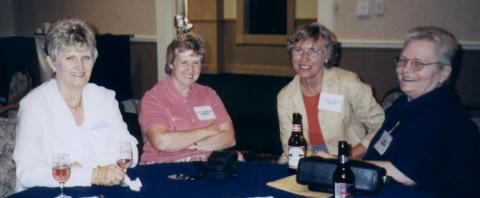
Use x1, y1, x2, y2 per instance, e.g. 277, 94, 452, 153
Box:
68, 97, 83, 111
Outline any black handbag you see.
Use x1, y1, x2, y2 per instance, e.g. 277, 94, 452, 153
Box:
296, 156, 387, 194
202, 149, 238, 180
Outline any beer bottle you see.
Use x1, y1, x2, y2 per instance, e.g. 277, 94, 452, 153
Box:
333, 141, 355, 198
288, 113, 307, 174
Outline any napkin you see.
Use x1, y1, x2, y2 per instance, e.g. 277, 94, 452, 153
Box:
124, 175, 142, 192
266, 175, 330, 198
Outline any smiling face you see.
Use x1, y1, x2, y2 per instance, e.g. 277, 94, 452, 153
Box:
170, 49, 202, 91
47, 45, 94, 91
291, 38, 327, 80
396, 39, 451, 100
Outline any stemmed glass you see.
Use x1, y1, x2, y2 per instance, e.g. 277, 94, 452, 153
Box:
116, 142, 133, 186
52, 153, 72, 198
116, 142, 133, 170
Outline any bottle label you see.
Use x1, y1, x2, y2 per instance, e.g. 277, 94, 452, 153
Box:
288, 146, 305, 169
292, 124, 302, 132
334, 182, 354, 198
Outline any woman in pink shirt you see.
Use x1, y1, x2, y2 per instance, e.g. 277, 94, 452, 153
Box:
139, 33, 236, 164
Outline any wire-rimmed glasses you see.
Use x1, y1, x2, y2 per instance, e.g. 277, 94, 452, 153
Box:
292, 47, 324, 58
394, 56, 443, 71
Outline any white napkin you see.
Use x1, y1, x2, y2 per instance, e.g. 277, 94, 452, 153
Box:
124, 175, 142, 192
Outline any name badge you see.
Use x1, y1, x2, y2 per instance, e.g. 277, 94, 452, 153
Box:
193, 106, 216, 120
318, 92, 344, 113
90, 120, 111, 130
373, 130, 393, 155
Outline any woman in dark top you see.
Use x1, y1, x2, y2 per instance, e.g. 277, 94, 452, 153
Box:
364, 26, 480, 197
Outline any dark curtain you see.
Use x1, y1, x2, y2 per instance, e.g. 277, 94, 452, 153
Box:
91, 34, 132, 102
0, 37, 40, 104
0, 35, 133, 104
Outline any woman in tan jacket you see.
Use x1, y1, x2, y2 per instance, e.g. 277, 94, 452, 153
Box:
277, 23, 384, 163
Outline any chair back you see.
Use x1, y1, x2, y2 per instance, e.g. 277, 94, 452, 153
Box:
0, 117, 17, 197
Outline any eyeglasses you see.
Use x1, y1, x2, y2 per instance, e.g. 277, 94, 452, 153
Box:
292, 47, 323, 58
394, 56, 442, 71
175, 60, 201, 70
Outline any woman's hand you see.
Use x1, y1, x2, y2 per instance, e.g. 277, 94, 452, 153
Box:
351, 144, 367, 160
367, 161, 416, 186
312, 151, 336, 159
71, 161, 82, 168
92, 165, 126, 186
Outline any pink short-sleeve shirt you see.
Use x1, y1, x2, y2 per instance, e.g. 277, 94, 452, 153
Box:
139, 78, 232, 164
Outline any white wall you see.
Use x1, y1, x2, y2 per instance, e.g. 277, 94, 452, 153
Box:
224, 0, 480, 46
332, 0, 480, 44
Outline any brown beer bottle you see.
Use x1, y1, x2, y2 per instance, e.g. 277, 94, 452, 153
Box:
288, 113, 307, 174
333, 141, 355, 198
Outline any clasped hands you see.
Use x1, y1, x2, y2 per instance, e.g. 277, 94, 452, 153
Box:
91, 164, 126, 186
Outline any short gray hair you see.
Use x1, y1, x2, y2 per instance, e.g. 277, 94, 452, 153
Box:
404, 26, 458, 66
45, 18, 98, 62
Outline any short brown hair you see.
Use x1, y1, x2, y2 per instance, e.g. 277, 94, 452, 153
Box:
287, 22, 338, 68
164, 32, 205, 75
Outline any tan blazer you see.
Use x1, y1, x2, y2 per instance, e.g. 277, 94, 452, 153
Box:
277, 67, 385, 163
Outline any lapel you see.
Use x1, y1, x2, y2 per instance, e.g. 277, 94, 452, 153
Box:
291, 75, 310, 143
319, 68, 343, 141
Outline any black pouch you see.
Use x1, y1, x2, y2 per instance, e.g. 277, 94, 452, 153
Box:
296, 156, 386, 194
202, 149, 238, 180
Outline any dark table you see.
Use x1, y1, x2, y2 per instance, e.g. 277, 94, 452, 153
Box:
10, 161, 436, 198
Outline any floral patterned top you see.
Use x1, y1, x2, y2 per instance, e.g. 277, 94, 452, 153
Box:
0, 117, 17, 197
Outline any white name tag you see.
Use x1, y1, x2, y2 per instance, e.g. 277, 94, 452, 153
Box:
318, 92, 344, 113
193, 106, 216, 120
373, 130, 393, 155
90, 120, 111, 130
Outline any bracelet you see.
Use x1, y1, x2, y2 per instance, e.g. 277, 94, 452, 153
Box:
193, 142, 198, 150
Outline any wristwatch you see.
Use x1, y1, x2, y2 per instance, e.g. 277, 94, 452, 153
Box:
191, 142, 199, 150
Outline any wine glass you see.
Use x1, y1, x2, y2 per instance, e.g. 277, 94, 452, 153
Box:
116, 142, 132, 186
52, 153, 72, 198
116, 142, 133, 171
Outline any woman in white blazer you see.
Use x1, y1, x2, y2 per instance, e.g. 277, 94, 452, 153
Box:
13, 18, 138, 191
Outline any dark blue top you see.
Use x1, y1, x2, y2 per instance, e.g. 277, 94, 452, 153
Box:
364, 86, 480, 197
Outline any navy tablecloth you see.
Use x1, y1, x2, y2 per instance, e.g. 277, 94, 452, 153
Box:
9, 161, 436, 198
10, 162, 301, 198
